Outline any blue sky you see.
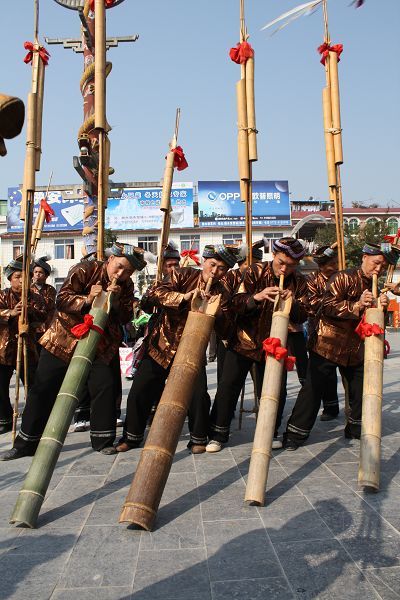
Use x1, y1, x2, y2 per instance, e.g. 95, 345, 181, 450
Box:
1, 0, 399, 207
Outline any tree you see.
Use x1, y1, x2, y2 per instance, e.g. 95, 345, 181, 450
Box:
104, 228, 117, 248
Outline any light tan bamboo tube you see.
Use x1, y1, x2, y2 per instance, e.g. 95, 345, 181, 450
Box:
245, 57, 257, 162
328, 51, 343, 165
335, 167, 346, 270
245, 294, 292, 505
35, 58, 45, 171
240, 179, 248, 203
358, 305, 384, 491
20, 93, 38, 220
236, 78, 250, 181
97, 131, 105, 260
245, 174, 253, 266
31, 208, 45, 249
120, 309, 218, 530
160, 151, 175, 211
95, 0, 107, 130
372, 273, 378, 298
156, 210, 172, 282
103, 134, 110, 208
322, 86, 336, 188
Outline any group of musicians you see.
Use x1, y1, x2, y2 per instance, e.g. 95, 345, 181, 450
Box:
0, 235, 398, 461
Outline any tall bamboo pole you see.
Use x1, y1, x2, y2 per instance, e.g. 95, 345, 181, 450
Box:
10, 289, 114, 528
245, 275, 292, 505
120, 291, 221, 530
358, 274, 384, 491
157, 109, 181, 282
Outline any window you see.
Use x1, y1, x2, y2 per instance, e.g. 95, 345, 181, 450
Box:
366, 217, 379, 226
180, 234, 200, 252
54, 277, 64, 293
263, 232, 284, 239
348, 218, 359, 232
138, 236, 158, 255
13, 241, 24, 259
387, 218, 399, 235
54, 238, 75, 259
222, 233, 242, 246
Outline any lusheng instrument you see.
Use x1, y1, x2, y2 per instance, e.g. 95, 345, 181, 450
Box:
120, 278, 220, 530
358, 274, 385, 491
245, 275, 292, 505
10, 287, 115, 528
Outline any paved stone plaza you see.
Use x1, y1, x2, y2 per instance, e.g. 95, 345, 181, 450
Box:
0, 332, 400, 600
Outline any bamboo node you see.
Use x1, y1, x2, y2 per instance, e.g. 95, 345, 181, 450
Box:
325, 127, 342, 134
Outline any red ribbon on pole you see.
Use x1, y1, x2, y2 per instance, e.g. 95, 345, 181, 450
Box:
172, 146, 189, 171
89, 0, 115, 10
40, 198, 55, 224
23, 41, 50, 66
383, 229, 400, 243
181, 249, 200, 266
317, 42, 343, 66
355, 314, 384, 340
71, 314, 104, 339
262, 337, 296, 371
229, 41, 254, 64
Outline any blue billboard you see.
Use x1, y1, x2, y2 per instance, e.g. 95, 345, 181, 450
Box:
198, 180, 291, 228
7, 187, 85, 233
106, 182, 194, 230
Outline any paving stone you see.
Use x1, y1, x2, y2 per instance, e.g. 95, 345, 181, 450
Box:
364, 567, 400, 599
211, 577, 295, 600
199, 482, 254, 522
0, 552, 70, 599
59, 525, 140, 588
52, 587, 133, 600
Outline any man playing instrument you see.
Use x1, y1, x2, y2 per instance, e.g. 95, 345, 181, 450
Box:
283, 243, 398, 451
0, 258, 46, 435
31, 255, 57, 336
116, 244, 239, 455
1, 242, 146, 460
207, 237, 308, 452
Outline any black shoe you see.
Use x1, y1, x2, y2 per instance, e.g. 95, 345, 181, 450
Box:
344, 430, 360, 440
99, 446, 118, 455
320, 412, 339, 422
283, 438, 300, 452
0, 447, 33, 461
0, 423, 12, 435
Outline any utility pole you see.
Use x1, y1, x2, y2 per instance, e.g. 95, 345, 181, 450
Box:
46, 0, 139, 256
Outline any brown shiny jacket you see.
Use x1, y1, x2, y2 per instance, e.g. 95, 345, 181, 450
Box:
30, 282, 57, 333
40, 260, 134, 364
0, 288, 47, 366
231, 261, 309, 361
306, 270, 330, 336
311, 268, 371, 367
146, 266, 231, 369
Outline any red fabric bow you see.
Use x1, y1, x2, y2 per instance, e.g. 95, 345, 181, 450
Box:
317, 42, 343, 66
23, 41, 50, 66
181, 249, 200, 265
384, 229, 400, 243
71, 314, 104, 339
172, 146, 188, 171
355, 314, 384, 340
229, 41, 254, 64
89, 0, 115, 10
263, 337, 296, 370
40, 198, 55, 223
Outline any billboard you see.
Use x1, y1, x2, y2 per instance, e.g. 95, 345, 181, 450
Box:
7, 182, 194, 233
7, 187, 85, 233
105, 182, 194, 230
198, 180, 290, 228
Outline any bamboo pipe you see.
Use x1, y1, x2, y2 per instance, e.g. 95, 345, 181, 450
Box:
245, 56, 257, 162
156, 210, 172, 283
245, 275, 292, 505
160, 152, 175, 211
94, 0, 107, 130
322, 86, 336, 188
240, 179, 249, 203
236, 79, 250, 181
20, 93, 38, 220
97, 131, 105, 260
31, 170, 53, 251
35, 57, 45, 171
335, 167, 346, 269
120, 297, 221, 530
10, 289, 114, 528
358, 274, 384, 491
245, 174, 253, 267
328, 51, 343, 165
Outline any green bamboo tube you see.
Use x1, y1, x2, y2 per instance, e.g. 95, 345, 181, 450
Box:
328, 51, 343, 165
245, 56, 257, 162
95, 0, 107, 130
245, 290, 292, 506
358, 301, 384, 491
236, 78, 250, 181
120, 305, 218, 530
160, 151, 175, 211
10, 291, 112, 528
322, 86, 336, 188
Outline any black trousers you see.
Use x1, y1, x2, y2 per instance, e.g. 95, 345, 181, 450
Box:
14, 349, 117, 453
0, 363, 36, 427
209, 349, 287, 443
285, 350, 363, 444
287, 332, 308, 385
122, 354, 210, 447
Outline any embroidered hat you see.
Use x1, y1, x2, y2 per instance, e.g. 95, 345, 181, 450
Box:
272, 237, 305, 260
362, 243, 400, 266
33, 255, 52, 275
313, 245, 338, 265
4, 258, 24, 280
202, 244, 239, 268
106, 242, 147, 271
163, 241, 180, 260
